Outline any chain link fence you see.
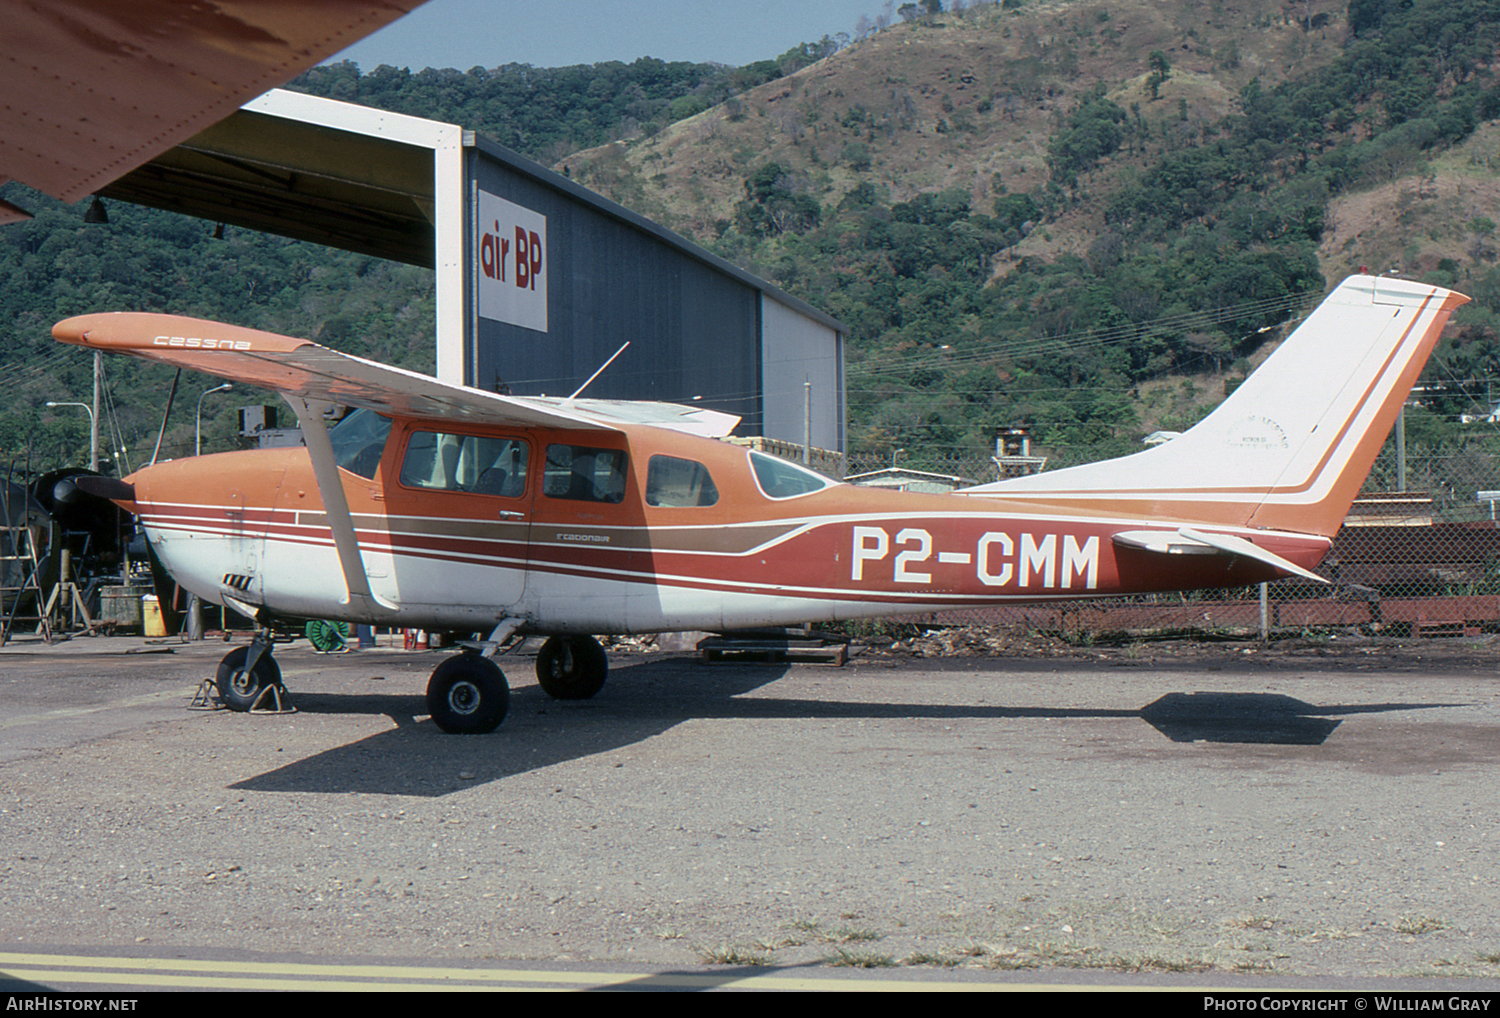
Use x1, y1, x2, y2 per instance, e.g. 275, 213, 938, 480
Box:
8, 436, 1498, 644
838, 436, 1500, 641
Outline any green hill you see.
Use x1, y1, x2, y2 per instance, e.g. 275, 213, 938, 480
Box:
1, 0, 1497, 481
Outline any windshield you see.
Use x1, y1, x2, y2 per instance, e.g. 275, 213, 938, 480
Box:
328, 408, 392, 479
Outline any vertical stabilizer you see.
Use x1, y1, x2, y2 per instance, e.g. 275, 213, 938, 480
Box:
958, 275, 1468, 537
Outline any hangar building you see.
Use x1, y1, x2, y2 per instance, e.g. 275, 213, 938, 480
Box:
99, 89, 847, 456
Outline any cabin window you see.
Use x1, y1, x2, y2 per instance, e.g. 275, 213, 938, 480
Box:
749, 451, 835, 499
543, 445, 627, 504
645, 455, 719, 507
400, 430, 529, 497
329, 409, 392, 480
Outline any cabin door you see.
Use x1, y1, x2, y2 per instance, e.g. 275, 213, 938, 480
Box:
382, 425, 534, 620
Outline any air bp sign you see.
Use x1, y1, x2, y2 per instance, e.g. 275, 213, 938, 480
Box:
477, 189, 548, 333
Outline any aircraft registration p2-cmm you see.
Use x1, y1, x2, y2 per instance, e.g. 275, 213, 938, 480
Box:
54, 273, 1467, 732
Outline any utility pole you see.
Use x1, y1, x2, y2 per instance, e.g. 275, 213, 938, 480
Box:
803, 380, 812, 465
90, 350, 100, 473
1396, 406, 1407, 492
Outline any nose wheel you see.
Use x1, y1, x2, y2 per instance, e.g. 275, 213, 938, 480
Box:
535, 635, 608, 700
204, 634, 292, 713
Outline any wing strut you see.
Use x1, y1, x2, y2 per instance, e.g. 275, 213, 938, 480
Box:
284, 395, 398, 619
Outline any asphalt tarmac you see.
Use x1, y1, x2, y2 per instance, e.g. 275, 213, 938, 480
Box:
1, 632, 1499, 986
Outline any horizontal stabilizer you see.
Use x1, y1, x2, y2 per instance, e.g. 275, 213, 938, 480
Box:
1113, 527, 1328, 583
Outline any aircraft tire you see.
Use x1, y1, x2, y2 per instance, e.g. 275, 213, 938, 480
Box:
426, 654, 509, 734
535, 635, 608, 700
215, 646, 284, 712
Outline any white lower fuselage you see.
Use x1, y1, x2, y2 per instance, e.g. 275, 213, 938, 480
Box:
138, 479, 1327, 636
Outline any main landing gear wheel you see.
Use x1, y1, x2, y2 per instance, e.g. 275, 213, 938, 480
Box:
427, 653, 510, 734
215, 643, 287, 713
535, 635, 609, 700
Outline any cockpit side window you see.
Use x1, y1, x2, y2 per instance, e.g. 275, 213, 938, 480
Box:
645, 455, 719, 507
748, 450, 835, 499
544, 445, 627, 503
328, 408, 392, 480
399, 430, 529, 498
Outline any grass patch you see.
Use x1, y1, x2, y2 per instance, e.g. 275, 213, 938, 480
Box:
696, 943, 774, 966
1232, 958, 1277, 973
783, 918, 884, 945
949, 938, 1220, 974
1396, 915, 1446, 936
827, 947, 896, 968
1072, 953, 1217, 973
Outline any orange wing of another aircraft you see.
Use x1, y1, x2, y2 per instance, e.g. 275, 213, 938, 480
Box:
0, 0, 427, 221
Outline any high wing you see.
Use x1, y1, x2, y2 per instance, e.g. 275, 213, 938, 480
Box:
0, 0, 427, 222
51, 312, 741, 436
53, 310, 740, 631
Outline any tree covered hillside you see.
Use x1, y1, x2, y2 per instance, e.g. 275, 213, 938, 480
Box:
0, 47, 830, 470
1, 0, 1497, 479
570, 0, 1500, 467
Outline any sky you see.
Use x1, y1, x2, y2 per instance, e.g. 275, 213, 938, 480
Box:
328, 0, 887, 72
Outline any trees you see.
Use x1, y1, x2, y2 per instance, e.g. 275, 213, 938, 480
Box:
1145, 51, 1171, 100
8, 2, 1497, 471
1047, 87, 1127, 187
733, 164, 823, 236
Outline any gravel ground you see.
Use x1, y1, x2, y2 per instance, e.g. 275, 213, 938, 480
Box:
2, 632, 1499, 980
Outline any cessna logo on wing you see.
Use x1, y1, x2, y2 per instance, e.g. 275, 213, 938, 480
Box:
153, 335, 252, 350
477, 189, 548, 333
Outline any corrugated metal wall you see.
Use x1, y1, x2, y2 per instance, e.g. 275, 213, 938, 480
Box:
463, 143, 842, 448
761, 297, 843, 452
466, 154, 753, 423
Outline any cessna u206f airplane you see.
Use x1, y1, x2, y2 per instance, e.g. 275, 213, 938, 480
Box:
54, 274, 1466, 733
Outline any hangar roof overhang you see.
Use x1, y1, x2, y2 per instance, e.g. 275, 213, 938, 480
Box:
95, 88, 846, 334
99, 92, 447, 268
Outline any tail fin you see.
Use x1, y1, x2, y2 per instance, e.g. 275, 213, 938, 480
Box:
960, 275, 1469, 537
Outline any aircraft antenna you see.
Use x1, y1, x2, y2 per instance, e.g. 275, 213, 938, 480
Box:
565, 342, 630, 403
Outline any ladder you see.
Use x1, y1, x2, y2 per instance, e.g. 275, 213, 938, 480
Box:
0, 523, 52, 645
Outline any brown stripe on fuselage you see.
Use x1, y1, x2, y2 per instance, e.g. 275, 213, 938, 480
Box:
295, 511, 804, 556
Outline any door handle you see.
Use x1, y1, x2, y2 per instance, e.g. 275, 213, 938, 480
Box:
497, 510, 526, 519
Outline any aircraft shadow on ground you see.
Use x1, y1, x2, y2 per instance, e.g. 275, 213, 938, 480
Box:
1136, 691, 1462, 744
227, 658, 1468, 797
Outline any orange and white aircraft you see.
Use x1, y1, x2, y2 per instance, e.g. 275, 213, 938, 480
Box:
54, 273, 1466, 732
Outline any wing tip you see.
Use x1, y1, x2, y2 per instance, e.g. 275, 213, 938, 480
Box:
52, 315, 97, 347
